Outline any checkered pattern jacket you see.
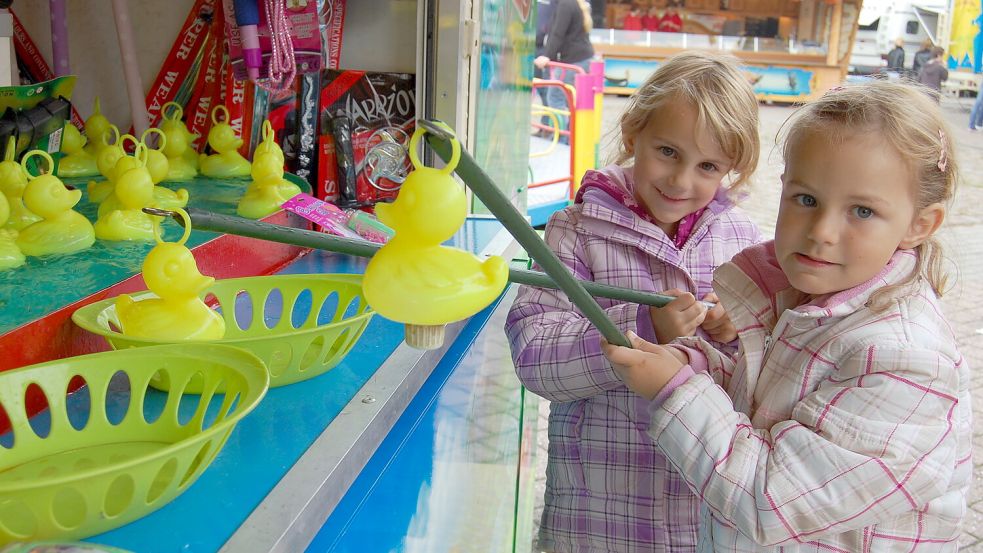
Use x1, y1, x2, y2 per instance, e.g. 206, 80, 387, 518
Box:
506, 166, 762, 552
654, 242, 972, 552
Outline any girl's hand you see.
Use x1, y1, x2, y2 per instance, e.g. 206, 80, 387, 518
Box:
602, 331, 686, 400
700, 292, 738, 343
649, 289, 707, 343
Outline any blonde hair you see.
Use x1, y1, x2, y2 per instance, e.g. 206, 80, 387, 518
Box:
778, 81, 957, 305
580, 0, 593, 33
612, 50, 760, 193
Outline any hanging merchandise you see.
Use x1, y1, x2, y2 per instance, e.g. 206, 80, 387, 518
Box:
316, 70, 415, 206
222, 0, 324, 91
8, 9, 84, 129
184, 3, 228, 151
142, 0, 220, 130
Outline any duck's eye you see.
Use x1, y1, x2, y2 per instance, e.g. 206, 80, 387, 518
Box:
164, 260, 181, 277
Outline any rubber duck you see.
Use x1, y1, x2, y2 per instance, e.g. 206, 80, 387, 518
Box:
254, 120, 285, 167
16, 151, 95, 257
115, 209, 225, 340
82, 97, 113, 158
159, 102, 199, 180
199, 105, 250, 178
94, 144, 161, 241
0, 192, 25, 270
139, 127, 189, 211
362, 127, 508, 349
0, 136, 41, 230
87, 125, 125, 203
236, 151, 301, 219
56, 123, 99, 177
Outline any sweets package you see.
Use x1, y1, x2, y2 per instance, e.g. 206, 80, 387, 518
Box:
317, 70, 415, 206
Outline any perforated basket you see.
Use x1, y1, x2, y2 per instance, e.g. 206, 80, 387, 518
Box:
0, 344, 268, 544
72, 274, 374, 388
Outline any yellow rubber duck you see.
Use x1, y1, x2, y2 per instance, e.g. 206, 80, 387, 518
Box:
82, 97, 114, 158
56, 123, 99, 178
362, 127, 508, 349
87, 125, 125, 203
94, 144, 161, 241
236, 150, 301, 219
0, 136, 41, 230
0, 192, 25, 270
115, 209, 225, 340
159, 102, 199, 180
254, 120, 285, 167
199, 105, 250, 178
16, 151, 95, 257
139, 127, 189, 211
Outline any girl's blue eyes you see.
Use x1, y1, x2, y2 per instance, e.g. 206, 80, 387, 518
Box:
793, 194, 874, 219
795, 194, 817, 207
659, 146, 675, 157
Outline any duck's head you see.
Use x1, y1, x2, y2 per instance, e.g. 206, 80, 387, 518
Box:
0, 137, 27, 198
96, 128, 125, 178
206, 123, 243, 154
254, 120, 285, 165
139, 129, 169, 184
84, 98, 112, 150
142, 242, 214, 299
115, 166, 154, 209
61, 124, 86, 155
375, 168, 466, 243
23, 174, 81, 217
161, 124, 188, 158
250, 151, 283, 181
110, 153, 141, 182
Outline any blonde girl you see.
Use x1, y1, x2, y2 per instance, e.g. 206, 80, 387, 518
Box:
508, 51, 763, 552
604, 81, 971, 551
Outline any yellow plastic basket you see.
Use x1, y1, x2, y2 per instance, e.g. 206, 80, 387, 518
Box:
0, 344, 269, 544
72, 274, 375, 388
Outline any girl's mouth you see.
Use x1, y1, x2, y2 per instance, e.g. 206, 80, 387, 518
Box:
658, 189, 686, 203
794, 253, 835, 267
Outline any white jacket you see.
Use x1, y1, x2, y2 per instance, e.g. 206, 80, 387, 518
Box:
651, 242, 972, 551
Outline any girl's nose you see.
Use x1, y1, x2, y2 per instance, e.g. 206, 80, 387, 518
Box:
807, 210, 839, 244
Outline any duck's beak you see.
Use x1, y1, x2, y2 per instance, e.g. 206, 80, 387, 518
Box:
374, 202, 394, 227
191, 273, 215, 293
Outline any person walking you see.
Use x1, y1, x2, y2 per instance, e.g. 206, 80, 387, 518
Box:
918, 46, 948, 101
534, 0, 595, 144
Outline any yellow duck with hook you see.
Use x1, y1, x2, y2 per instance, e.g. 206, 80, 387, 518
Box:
94, 143, 161, 241
237, 122, 301, 219
0, 193, 25, 270
362, 126, 508, 349
87, 125, 125, 203
82, 97, 114, 158
56, 123, 99, 177
0, 136, 41, 230
16, 150, 95, 257
140, 127, 190, 210
115, 208, 225, 340
199, 105, 250, 178
159, 101, 199, 180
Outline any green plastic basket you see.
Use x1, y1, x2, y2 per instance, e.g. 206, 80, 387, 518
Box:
0, 344, 269, 544
72, 274, 374, 388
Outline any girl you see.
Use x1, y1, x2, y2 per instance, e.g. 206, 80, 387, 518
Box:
603, 81, 971, 551
507, 51, 763, 552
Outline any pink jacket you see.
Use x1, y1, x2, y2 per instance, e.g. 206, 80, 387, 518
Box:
654, 242, 972, 551
507, 166, 762, 552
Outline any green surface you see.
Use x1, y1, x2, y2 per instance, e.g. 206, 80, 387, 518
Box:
0, 174, 310, 335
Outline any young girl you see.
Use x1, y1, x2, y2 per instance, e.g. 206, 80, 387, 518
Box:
506, 51, 763, 552
603, 81, 971, 551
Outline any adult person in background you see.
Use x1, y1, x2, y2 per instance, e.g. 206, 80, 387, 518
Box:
534, 0, 555, 135
642, 5, 661, 31
657, 1, 683, 32
622, 3, 644, 30
912, 39, 934, 79
969, 88, 983, 130
534, 0, 595, 144
885, 37, 905, 77
918, 46, 948, 102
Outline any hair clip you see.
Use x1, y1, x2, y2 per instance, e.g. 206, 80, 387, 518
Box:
938, 129, 948, 173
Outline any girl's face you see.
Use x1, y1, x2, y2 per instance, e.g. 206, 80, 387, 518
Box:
775, 129, 932, 296
625, 97, 732, 235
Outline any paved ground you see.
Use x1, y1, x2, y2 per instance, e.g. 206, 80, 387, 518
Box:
529, 93, 983, 550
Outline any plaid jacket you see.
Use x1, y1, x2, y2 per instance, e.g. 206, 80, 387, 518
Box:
506, 166, 762, 552
653, 242, 972, 552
